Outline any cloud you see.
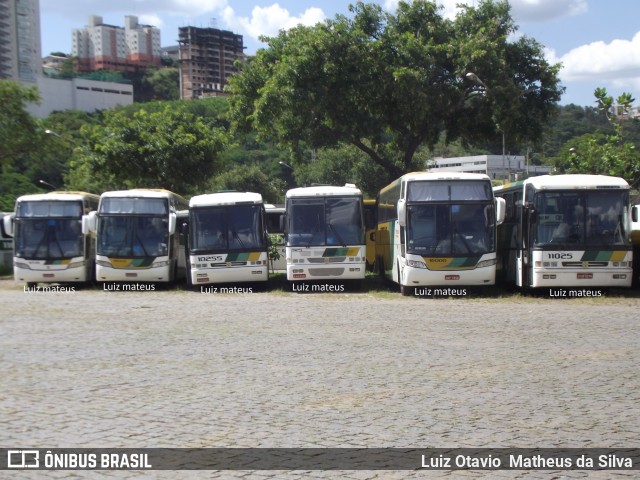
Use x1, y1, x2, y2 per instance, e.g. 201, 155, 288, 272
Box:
227, 4, 326, 41
138, 14, 164, 28
555, 31, 640, 84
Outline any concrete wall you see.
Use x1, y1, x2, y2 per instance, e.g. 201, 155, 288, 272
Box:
27, 76, 133, 118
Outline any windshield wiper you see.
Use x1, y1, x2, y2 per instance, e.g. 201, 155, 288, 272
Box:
327, 223, 347, 247
34, 223, 64, 258
231, 228, 245, 249
134, 231, 149, 256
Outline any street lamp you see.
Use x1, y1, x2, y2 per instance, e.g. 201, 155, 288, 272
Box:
38, 179, 58, 190
278, 161, 294, 172
466, 72, 507, 183
44, 129, 63, 138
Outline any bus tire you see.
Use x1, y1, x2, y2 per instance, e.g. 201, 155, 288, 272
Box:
397, 261, 412, 296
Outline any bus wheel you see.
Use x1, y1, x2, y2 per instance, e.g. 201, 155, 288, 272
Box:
397, 261, 411, 296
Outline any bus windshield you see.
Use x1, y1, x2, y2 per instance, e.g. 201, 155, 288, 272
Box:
407, 203, 495, 255
190, 204, 265, 252
98, 215, 168, 257
15, 200, 84, 259
288, 197, 364, 247
16, 218, 83, 259
533, 190, 629, 247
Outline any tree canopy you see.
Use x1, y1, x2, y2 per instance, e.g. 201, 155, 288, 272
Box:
73, 104, 228, 194
552, 88, 640, 187
0, 80, 40, 171
228, 0, 564, 184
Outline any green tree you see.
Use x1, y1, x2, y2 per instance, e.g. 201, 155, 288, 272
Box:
228, 0, 563, 184
210, 164, 285, 203
594, 87, 636, 120
0, 80, 41, 171
294, 144, 389, 197
142, 68, 180, 101
73, 104, 228, 194
555, 88, 639, 186
0, 172, 43, 211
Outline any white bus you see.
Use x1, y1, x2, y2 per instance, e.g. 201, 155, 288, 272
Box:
3, 192, 99, 287
494, 174, 632, 289
85, 189, 189, 283
185, 192, 269, 286
376, 172, 505, 295
283, 184, 366, 283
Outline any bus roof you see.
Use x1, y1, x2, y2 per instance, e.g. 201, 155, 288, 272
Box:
190, 192, 263, 207
286, 184, 362, 198
265, 203, 285, 212
379, 172, 491, 196
495, 174, 629, 192
16, 191, 99, 203
100, 189, 187, 201
409, 171, 491, 181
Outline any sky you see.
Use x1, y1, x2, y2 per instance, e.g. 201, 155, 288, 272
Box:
39, 0, 640, 107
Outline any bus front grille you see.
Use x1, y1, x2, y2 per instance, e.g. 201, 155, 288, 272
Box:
308, 268, 345, 277
562, 261, 609, 268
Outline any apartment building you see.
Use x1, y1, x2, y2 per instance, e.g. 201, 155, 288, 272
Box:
72, 15, 161, 72
178, 26, 244, 99
0, 0, 41, 83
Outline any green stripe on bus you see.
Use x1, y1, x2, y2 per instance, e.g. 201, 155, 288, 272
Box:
580, 251, 626, 262
323, 247, 360, 257
44, 259, 70, 265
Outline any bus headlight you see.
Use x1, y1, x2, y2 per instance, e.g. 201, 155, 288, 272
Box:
14, 261, 31, 270
96, 259, 112, 268
407, 259, 427, 269
476, 258, 497, 269
151, 260, 169, 268
67, 261, 85, 269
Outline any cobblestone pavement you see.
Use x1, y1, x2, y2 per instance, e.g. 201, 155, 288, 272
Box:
1, 279, 640, 479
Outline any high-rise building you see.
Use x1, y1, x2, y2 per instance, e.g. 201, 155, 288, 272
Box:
178, 26, 244, 99
72, 15, 161, 72
0, 0, 42, 83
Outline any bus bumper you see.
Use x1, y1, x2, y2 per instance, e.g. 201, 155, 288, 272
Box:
95, 264, 172, 282
287, 262, 366, 281
403, 265, 496, 286
530, 268, 633, 288
190, 266, 268, 285
14, 260, 90, 284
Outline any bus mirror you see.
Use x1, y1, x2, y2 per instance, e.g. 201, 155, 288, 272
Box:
168, 213, 177, 235
632, 205, 639, 223
82, 211, 97, 234
495, 198, 506, 225
369, 231, 376, 242
2, 214, 14, 238
397, 199, 407, 227
529, 208, 537, 224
